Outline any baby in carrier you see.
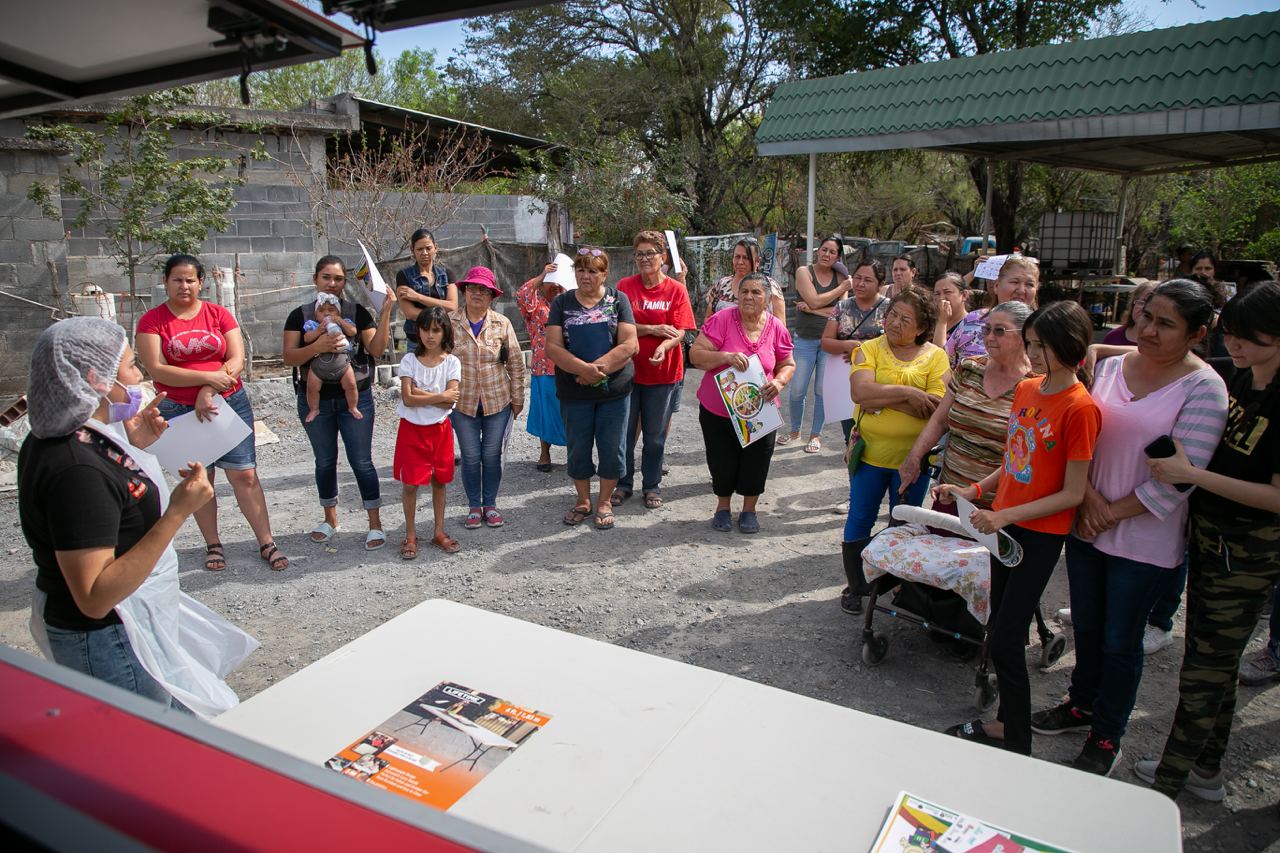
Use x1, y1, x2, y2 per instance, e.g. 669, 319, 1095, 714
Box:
302, 292, 361, 422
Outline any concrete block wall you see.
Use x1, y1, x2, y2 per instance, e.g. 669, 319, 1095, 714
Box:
0, 139, 70, 395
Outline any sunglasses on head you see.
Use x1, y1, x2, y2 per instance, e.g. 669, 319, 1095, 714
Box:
577, 247, 604, 257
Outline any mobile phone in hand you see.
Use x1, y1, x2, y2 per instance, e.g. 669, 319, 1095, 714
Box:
1144, 434, 1191, 492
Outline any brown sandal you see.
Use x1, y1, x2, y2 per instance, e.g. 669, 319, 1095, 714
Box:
563, 505, 592, 525
399, 538, 418, 560
430, 532, 461, 554
259, 541, 289, 571
205, 543, 226, 572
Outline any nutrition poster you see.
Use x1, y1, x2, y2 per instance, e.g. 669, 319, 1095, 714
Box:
715, 353, 783, 447
325, 681, 550, 810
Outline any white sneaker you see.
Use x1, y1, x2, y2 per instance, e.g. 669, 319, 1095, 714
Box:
1057, 608, 1072, 626
1143, 625, 1174, 655
1132, 758, 1225, 802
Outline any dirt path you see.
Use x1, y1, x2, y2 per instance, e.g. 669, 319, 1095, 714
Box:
0, 373, 1277, 851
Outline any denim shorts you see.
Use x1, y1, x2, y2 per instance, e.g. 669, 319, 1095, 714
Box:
157, 385, 257, 470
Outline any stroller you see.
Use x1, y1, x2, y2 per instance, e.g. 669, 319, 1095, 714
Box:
847, 504, 1067, 711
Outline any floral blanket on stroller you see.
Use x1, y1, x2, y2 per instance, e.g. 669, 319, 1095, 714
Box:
860, 520, 992, 625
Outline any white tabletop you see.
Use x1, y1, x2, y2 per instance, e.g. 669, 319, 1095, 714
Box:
213, 599, 1181, 852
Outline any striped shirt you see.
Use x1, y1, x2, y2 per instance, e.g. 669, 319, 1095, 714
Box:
1088, 354, 1228, 568
938, 356, 1024, 506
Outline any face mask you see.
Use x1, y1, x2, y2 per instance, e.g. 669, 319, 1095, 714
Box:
105, 381, 143, 423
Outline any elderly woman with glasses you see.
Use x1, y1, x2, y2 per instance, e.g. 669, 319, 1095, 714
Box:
546, 248, 639, 530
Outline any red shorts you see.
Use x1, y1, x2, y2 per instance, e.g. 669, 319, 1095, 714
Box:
393, 418, 455, 485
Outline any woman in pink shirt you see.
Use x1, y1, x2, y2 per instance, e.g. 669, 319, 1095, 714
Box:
136, 254, 286, 573
1030, 280, 1228, 776
688, 273, 795, 533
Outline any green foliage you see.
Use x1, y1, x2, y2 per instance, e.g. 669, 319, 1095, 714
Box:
1166, 164, 1280, 260
1245, 231, 1280, 263
26, 89, 251, 302
184, 48, 453, 113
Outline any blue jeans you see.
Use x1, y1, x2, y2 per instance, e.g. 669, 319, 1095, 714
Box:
619, 383, 680, 493
451, 405, 512, 508
1065, 536, 1167, 741
158, 386, 257, 469
560, 396, 630, 481
844, 461, 930, 542
45, 623, 173, 706
1147, 552, 1189, 632
787, 336, 825, 437
296, 388, 381, 509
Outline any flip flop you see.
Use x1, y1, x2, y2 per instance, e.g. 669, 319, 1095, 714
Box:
309, 522, 339, 544
399, 539, 418, 560
610, 488, 633, 507
803, 437, 822, 454
594, 510, 616, 530
365, 529, 387, 551
563, 505, 592, 525
643, 492, 663, 509
430, 532, 461, 554
944, 719, 1003, 747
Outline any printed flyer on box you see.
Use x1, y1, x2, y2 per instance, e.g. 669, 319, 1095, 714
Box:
325, 681, 550, 810
871, 791, 1075, 853
714, 353, 783, 447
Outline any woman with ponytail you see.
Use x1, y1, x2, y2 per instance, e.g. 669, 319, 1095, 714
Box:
1138, 281, 1280, 801
936, 300, 1101, 758
1030, 280, 1228, 778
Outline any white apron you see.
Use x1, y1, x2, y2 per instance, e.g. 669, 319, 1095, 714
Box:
29, 420, 259, 718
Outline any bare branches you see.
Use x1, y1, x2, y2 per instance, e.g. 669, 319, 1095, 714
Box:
281, 124, 493, 262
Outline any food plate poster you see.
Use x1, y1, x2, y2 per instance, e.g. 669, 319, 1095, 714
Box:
715, 353, 783, 447
326, 681, 550, 811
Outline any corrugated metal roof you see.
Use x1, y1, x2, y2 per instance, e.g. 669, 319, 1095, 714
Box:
756, 11, 1280, 173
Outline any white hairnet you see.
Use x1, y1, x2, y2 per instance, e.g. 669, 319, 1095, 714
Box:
27, 317, 127, 438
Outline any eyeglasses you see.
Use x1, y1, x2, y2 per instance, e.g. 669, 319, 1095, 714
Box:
981, 323, 1019, 337
577, 247, 604, 257
633, 250, 662, 260
1132, 298, 1148, 313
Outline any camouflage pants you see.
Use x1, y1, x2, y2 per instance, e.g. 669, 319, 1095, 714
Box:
1152, 514, 1280, 797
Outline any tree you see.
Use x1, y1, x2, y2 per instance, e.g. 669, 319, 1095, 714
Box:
185, 47, 453, 113
280, 124, 494, 263
26, 89, 255, 336
451, 0, 787, 234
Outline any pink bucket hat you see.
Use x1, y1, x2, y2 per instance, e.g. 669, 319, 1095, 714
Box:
456, 266, 502, 297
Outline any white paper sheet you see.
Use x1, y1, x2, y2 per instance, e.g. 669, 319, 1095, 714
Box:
664, 230, 682, 274
357, 240, 389, 312
544, 252, 577, 290
147, 395, 253, 478
972, 254, 1010, 281
820, 351, 855, 425
955, 495, 1024, 566
500, 410, 515, 472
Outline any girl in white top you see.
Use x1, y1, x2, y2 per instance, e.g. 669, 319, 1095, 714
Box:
394, 308, 463, 558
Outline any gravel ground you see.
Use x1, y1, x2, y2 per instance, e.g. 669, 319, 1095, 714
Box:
1, 372, 1277, 851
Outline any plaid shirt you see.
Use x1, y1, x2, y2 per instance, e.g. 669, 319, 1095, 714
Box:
449, 308, 526, 417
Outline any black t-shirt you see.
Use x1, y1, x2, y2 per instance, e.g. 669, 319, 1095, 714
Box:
285, 302, 375, 399
18, 428, 163, 631
546, 288, 635, 402
1193, 368, 1280, 523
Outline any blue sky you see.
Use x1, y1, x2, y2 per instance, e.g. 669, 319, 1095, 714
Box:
343, 0, 1279, 68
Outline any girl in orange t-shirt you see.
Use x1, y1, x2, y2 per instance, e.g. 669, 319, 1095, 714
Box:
935, 300, 1102, 756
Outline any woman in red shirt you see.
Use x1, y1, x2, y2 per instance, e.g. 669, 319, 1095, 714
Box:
136, 254, 286, 572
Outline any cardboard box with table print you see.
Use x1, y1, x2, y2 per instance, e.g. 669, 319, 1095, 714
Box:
213, 599, 1182, 852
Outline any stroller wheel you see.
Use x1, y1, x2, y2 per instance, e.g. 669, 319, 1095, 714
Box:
1040, 633, 1068, 670
862, 634, 889, 666
973, 673, 999, 712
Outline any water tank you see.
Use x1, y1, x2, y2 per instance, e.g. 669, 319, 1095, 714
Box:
71, 284, 116, 321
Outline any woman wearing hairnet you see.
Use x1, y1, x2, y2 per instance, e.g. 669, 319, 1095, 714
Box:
17, 317, 258, 716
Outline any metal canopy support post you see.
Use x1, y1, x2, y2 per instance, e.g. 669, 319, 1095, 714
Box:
806, 153, 817, 264
980, 158, 993, 250
1114, 175, 1130, 275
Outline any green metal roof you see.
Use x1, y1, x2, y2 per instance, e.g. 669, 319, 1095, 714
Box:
756, 11, 1280, 175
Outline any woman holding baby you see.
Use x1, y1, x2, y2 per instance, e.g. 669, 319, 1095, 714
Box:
283, 255, 398, 551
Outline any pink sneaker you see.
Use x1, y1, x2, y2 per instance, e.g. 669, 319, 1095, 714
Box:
482, 507, 505, 528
